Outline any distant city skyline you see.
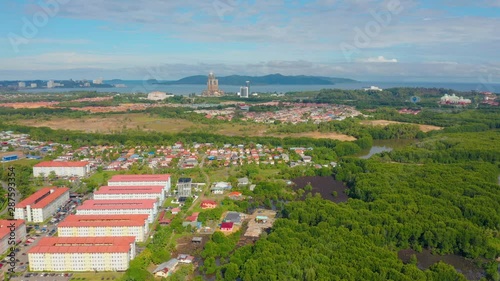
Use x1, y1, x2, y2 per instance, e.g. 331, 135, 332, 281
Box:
0, 0, 499, 82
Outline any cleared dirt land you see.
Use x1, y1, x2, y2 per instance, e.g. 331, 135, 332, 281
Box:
15, 114, 198, 134
270, 131, 357, 141
360, 119, 443, 132
13, 113, 357, 141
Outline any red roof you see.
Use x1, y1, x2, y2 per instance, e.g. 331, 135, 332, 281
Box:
228, 192, 242, 197
108, 174, 170, 182
28, 236, 135, 254
58, 214, 148, 228
201, 200, 217, 207
0, 220, 25, 240
94, 186, 164, 194
185, 212, 199, 222
16, 187, 69, 209
34, 161, 89, 168
221, 222, 234, 230
77, 199, 157, 210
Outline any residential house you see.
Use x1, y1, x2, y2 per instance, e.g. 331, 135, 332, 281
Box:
177, 254, 195, 264
220, 222, 234, 232
228, 191, 242, 200
223, 212, 242, 225
201, 200, 217, 209
153, 259, 178, 278
183, 212, 200, 228
237, 177, 249, 187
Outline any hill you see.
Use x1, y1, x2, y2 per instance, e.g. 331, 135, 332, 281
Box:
157, 74, 357, 85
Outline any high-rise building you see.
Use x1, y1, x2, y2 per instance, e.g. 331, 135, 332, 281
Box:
240, 86, 249, 98
93, 78, 103, 84
31, 83, 37, 88
202, 72, 224, 96
47, 80, 55, 88
18, 82, 26, 88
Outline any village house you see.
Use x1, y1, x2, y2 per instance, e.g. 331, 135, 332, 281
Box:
220, 222, 234, 232
153, 259, 179, 278
201, 200, 217, 209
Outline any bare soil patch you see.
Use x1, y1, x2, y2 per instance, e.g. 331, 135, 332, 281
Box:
361, 120, 443, 132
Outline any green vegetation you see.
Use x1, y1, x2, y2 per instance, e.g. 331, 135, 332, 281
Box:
213, 128, 500, 280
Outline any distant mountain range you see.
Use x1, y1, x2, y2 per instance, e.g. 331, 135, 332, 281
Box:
154, 74, 357, 86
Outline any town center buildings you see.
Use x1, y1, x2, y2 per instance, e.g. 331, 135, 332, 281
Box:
93, 185, 166, 205
0, 219, 26, 254
14, 187, 70, 222
107, 174, 171, 197
28, 236, 136, 272
58, 214, 149, 242
76, 199, 158, 223
33, 161, 91, 177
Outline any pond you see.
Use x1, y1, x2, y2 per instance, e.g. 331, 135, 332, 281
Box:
292, 176, 349, 203
357, 139, 416, 159
398, 249, 487, 280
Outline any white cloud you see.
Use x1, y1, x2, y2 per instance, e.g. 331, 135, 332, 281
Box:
362, 56, 398, 63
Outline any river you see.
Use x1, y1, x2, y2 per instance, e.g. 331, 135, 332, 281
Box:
356, 139, 415, 159
398, 249, 488, 280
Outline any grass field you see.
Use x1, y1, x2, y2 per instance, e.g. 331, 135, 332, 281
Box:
360, 119, 443, 132
11, 113, 356, 141
70, 272, 123, 281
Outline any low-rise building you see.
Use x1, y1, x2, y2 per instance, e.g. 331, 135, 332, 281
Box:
14, 187, 70, 222
28, 236, 136, 272
153, 258, 179, 278
200, 200, 217, 209
210, 182, 231, 194
58, 214, 149, 242
33, 161, 90, 177
220, 222, 234, 232
223, 212, 242, 225
93, 185, 165, 205
177, 178, 192, 198
76, 199, 158, 223
0, 220, 26, 254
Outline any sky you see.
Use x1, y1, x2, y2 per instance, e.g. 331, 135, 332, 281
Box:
0, 0, 499, 82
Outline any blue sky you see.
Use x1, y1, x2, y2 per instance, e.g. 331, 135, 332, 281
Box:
0, 0, 499, 82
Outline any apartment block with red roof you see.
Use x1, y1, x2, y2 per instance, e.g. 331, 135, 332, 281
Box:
14, 187, 70, 222
107, 174, 171, 196
0, 219, 26, 254
76, 199, 158, 223
58, 214, 149, 242
93, 185, 166, 205
28, 236, 136, 272
33, 161, 91, 177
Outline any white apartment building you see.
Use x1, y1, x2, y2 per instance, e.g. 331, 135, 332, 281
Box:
0, 220, 26, 254
76, 199, 158, 223
14, 187, 70, 222
108, 174, 171, 197
28, 236, 136, 272
33, 161, 91, 178
93, 185, 165, 205
58, 214, 149, 242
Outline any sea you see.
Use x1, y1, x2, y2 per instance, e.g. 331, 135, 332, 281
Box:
18, 80, 500, 95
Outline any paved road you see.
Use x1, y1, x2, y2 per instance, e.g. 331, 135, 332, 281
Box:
187, 155, 210, 213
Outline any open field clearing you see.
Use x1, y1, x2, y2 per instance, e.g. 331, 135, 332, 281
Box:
360, 119, 443, 132
14, 113, 197, 133
270, 131, 357, 141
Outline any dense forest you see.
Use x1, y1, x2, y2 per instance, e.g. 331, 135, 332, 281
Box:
213, 130, 500, 281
